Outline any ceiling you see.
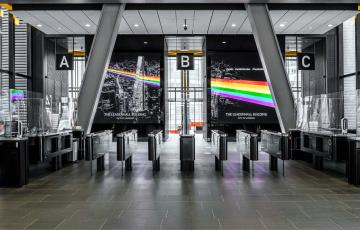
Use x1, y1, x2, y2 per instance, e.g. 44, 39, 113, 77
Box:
285, 36, 322, 51
7, 0, 360, 3
13, 9, 359, 35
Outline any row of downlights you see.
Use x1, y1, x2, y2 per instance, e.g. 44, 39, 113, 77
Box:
36, 21, 334, 32
35, 21, 334, 45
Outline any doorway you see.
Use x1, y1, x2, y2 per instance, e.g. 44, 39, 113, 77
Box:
164, 36, 206, 137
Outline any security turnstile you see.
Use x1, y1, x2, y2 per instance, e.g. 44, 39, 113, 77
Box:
211, 130, 228, 175
117, 130, 137, 175
236, 130, 258, 172
261, 130, 289, 176
148, 130, 163, 174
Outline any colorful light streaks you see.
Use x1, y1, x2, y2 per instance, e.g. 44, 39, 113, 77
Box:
10, 89, 25, 101
211, 78, 275, 108
108, 68, 160, 87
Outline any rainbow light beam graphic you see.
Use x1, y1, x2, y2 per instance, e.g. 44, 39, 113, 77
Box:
211, 78, 275, 108
108, 68, 160, 87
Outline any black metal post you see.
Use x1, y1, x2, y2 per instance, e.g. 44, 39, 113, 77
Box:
270, 155, 278, 171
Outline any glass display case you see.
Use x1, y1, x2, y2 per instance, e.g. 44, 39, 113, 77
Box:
296, 92, 344, 132
0, 89, 78, 137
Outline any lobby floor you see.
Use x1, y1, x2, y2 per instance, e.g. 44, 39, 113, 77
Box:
1, 135, 360, 230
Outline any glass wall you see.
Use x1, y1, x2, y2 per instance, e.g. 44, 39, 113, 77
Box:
165, 36, 206, 134
45, 36, 86, 100
0, 7, 10, 126
167, 56, 205, 133
40, 36, 86, 131
0, 8, 29, 130
285, 36, 338, 130
68, 37, 86, 99
285, 36, 302, 101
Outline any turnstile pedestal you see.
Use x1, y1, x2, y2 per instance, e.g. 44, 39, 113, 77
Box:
348, 137, 360, 186
180, 134, 195, 171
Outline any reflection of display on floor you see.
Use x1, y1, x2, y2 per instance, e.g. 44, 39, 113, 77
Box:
211, 78, 274, 108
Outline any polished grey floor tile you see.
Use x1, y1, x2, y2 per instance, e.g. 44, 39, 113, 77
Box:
260, 217, 295, 230
220, 216, 265, 229
289, 217, 341, 230
26, 216, 65, 229
330, 217, 360, 230
55, 216, 107, 230
1, 135, 359, 230
102, 216, 162, 230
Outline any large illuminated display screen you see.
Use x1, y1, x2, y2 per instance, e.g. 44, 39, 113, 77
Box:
95, 53, 161, 123
210, 52, 277, 124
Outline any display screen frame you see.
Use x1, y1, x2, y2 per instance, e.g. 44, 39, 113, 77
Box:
94, 52, 162, 124
209, 52, 278, 124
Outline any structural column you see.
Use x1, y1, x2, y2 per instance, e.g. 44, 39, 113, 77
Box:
78, 4, 125, 134
246, 4, 296, 132
356, 15, 360, 90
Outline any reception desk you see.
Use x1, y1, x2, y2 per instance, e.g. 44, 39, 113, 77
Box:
0, 137, 29, 187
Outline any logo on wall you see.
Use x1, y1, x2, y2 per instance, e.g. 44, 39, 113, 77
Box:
56, 54, 74, 70
177, 53, 194, 70
297, 53, 315, 70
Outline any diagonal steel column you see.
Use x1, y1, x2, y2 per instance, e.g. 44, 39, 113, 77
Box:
78, 4, 125, 134
246, 4, 296, 132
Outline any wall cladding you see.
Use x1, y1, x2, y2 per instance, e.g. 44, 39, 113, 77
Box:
0, 10, 10, 120
343, 17, 356, 129
15, 22, 28, 125
45, 38, 68, 100
302, 39, 326, 97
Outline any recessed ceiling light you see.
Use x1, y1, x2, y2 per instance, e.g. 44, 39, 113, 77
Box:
37, 24, 42, 27
58, 27, 62, 30
222, 41, 227, 44
144, 41, 148, 44
85, 24, 91, 27
134, 24, 139, 27
328, 24, 333, 27
231, 23, 236, 27
280, 23, 286, 27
